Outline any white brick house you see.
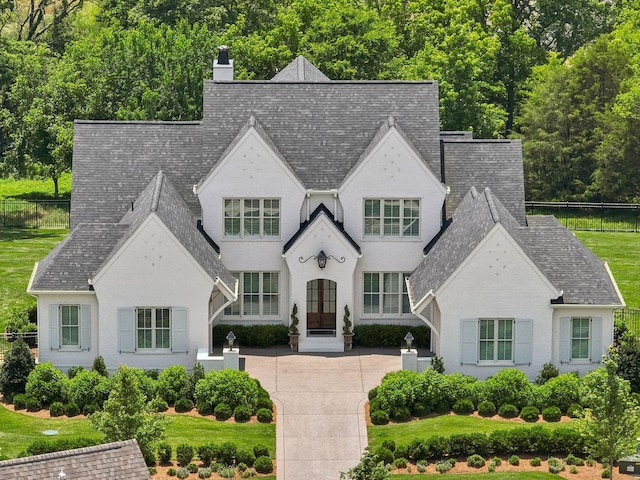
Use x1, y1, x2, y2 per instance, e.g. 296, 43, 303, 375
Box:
28, 53, 623, 378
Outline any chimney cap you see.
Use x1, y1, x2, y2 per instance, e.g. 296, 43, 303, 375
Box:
217, 45, 230, 65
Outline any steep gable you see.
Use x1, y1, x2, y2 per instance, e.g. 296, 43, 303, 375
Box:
271, 55, 331, 82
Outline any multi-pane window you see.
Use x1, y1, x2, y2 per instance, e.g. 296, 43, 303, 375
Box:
571, 317, 590, 359
136, 307, 171, 350
363, 273, 411, 315
224, 198, 280, 237
224, 272, 279, 317
60, 305, 79, 347
479, 319, 513, 361
364, 199, 419, 237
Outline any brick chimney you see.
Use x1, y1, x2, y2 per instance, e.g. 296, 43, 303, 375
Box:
213, 45, 234, 81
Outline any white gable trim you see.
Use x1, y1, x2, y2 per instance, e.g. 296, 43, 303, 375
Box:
90, 214, 216, 291
196, 126, 306, 195
437, 223, 561, 299
338, 127, 446, 196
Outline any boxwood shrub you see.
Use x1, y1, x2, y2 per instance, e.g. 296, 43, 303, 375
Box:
256, 407, 273, 423
483, 369, 533, 409
477, 400, 496, 417
237, 448, 256, 467
254, 444, 269, 458
12, 393, 28, 410
25, 362, 68, 406
67, 370, 111, 410
374, 446, 394, 465
176, 444, 194, 466
391, 406, 411, 422
370, 410, 390, 425
254, 456, 274, 474
25, 437, 100, 456
49, 401, 64, 417
467, 454, 486, 468
212, 324, 289, 347
195, 370, 259, 413
214, 402, 232, 420
520, 405, 540, 422
542, 406, 562, 422
158, 442, 172, 464
157, 365, 189, 405
234, 405, 251, 422
353, 324, 430, 348
498, 403, 519, 418
452, 398, 474, 415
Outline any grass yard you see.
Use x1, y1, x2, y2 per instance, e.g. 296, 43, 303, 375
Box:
0, 229, 69, 330
368, 415, 562, 451
0, 406, 276, 461
574, 231, 640, 309
0, 173, 72, 200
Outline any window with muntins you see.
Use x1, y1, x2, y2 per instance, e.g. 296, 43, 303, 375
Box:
571, 317, 590, 359
60, 305, 79, 347
364, 199, 419, 237
224, 198, 280, 237
224, 272, 279, 317
136, 307, 171, 350
479, 319, 513, 361
363, 273, 411, 315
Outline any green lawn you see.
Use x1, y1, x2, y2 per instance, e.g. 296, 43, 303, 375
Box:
368, 415, 563, 451
0, 173, 72, 200
393, 473, 563, 480
574, 231, 640, 309
0, 406, 276, 461
0, 229, 69, 330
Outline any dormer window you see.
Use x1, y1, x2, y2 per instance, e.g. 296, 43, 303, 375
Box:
364, 199, 419, 238
224, 198, 280, 237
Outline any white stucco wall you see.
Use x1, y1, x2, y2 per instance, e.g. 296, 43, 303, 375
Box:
35, 292, 99, 371
436, 225, 562, 380
91, 215, 215, 371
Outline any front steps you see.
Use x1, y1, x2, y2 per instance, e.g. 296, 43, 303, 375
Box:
298, 336, 344, 353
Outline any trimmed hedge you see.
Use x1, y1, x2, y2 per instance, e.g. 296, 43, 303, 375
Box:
353, 324, 430, 348
24, 437, 100, 456
212, 324, 289, 347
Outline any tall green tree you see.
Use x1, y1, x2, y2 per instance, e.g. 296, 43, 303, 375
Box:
90, 365, 168, 465
578, 357, 640, 480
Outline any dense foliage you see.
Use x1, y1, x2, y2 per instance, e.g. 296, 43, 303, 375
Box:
0, 337, 35, 402
1, 0, 638, 201
194, 369, 260, 412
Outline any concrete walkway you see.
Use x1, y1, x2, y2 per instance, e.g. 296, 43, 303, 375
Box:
243, 348, 399, 480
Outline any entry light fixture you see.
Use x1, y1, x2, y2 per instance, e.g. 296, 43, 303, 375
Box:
299, 250, 345, 270
404, 332, 414, 352
226, 331, 236, 350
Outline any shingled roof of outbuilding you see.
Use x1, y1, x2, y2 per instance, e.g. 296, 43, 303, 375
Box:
0, 439, 149, 480
407, 188, 622, 308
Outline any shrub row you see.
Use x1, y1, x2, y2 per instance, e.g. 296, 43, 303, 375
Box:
353, 324, 430, 348
24, 437, 101, 456
404, 426, 585, 461
373, 368, 583, 417
157, 441, 272, 473
212, 324, 289, 348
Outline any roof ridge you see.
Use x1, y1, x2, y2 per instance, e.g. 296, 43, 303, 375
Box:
484, 187, 500, 223
151, 171, 164, 212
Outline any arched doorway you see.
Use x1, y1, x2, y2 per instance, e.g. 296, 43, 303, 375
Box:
306, 279, 336, 336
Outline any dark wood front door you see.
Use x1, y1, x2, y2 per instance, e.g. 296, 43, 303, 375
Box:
306, 279, 336, 333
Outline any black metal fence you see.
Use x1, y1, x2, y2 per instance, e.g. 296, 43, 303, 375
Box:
526, 201, 640, 232
0, 199, 70, 229
616, 308, 640, 338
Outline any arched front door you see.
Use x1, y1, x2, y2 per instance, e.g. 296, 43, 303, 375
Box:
306, 279, 336, 335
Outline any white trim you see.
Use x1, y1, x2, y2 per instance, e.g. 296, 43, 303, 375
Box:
605, 262, 625, 307
414, 311, 440, 338
552, 304, 621, 309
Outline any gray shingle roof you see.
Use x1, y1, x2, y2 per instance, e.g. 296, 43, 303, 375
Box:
271, 55, 331, 82
0, 439, 149, 479
30, 223, 129, 291
520, 216, 622, 305
202, 80, 442, 189
407, 188, 622, 307
32, 172, 235, 292
443, 139, 526, 225
71, 121, 204, 228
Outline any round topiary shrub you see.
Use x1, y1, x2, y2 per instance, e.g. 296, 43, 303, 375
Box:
254, 456, 274, 474
25, 362, 68, 406
498, 403, 519, 418
26, 396, 41, 412
565, 454, 585, 466
176, 443, 194, 466
467, 454, 486, 468
256, 407, 273, 423
548, 457, 565, 473
148, 396, 169, 413
394, 457, 408, 468
167, 467, 177, 476
542, 406, 562, 422
49, 401, 64, 417
237, 448, 255, 467
436, 460, 452, 473
370, 410, 390, 425
253, 444, 269, 458
381, 440, 396, 452
174, 397, 194, 413
453, 398, 475, 415
194, 370, 259, 413
255, 396, 273, 412
197, 401, 213, 416
374, 447, 394, 465
214, 402, 232, 421
477, 400, 496, 417
391, 406, 411, 422
187, 463, 198, 473
234, 405, 252, 423
509, 455, 520, 466
530, 457, 542, 467
67, 369, 111, 410
12, 393, 28, 410
520, 405, 540, 422
368, 386, 378, 401
198, 468, 212, 478
64, 402, 80, 417
157, 442, 172, 465
218, 441, 237, 465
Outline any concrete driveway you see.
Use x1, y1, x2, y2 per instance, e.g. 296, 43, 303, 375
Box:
243, 347, 400, 480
